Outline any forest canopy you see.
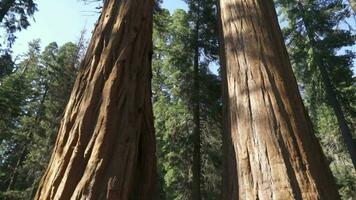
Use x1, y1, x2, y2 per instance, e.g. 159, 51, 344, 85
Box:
0, 0, 355, 199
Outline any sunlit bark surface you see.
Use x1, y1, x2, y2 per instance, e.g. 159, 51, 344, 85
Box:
218, 0, 340, 199
35, 0, 155, 199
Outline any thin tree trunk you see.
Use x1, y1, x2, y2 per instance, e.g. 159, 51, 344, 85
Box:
218, 0, 340, 199
192, 17, 201, 200
318, 62, 356, 168
6, 146, 27, 192
6, 85, 48, 192
297, 2, 356, 169
0, 0, 15, 22
35, 0, 156, 199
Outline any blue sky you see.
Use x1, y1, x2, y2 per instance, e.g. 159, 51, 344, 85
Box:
7, 1, 355, 73
12, 0, 187, 55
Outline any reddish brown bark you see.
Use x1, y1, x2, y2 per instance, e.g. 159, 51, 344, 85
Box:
218, 0, 340, 199
217, 1, 238, 199
34, 0, 156, 199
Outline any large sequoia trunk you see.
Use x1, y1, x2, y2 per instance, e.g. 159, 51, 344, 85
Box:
218, 0, 340, 199
35, 0, 156, 199
217, 2, 237, 199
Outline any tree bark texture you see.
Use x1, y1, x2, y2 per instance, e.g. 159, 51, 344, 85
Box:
217, 1, 238, 199
218, 0, 340, 199
35, 0, 156, 199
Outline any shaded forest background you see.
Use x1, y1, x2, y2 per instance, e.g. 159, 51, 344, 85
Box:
0, 0, 355, 199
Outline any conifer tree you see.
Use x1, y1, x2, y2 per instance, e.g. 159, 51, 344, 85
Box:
0, 39, 84, 199
278, 0, 356, 169
152, 4, 222, 199
277, 0, 356, 198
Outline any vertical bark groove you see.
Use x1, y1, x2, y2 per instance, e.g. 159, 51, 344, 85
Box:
35, 0, 156, 199
217, 1, 238, 199
219, 0, 340, 199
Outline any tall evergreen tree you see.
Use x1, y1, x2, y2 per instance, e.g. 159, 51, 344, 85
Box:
152, 4, 222, 199
153, 9, 195, 199
0, 39, 84, 199
278, 0, 356, 168
277, 0, 356, 198
183, 0, 219, 199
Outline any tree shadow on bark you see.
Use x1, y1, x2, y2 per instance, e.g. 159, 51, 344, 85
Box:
219, 0, 340, 199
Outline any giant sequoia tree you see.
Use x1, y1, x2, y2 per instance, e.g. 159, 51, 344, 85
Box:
35, 0, 156, 199
218, 0, 340, 199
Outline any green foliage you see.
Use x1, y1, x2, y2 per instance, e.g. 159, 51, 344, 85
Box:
0, 0, 38, 46
0, 38, 83, 198
0, 0, 38, 81
153, 9, 194, 199
1, 1, 355, 199
315, 104, 356, 199
277, 0, 356, 198
0, 53, 14, 78
153, 5, 222, 199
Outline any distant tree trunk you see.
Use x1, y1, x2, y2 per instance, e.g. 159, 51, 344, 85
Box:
192, 16, 201, 200
318, 62, 356, 168
297, 2, 356, 169
218, 0, 340, 199
34, 0, 156, 199
6, 146, 27, 192
6, 85, 48, 193
0, 0, 15, 22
